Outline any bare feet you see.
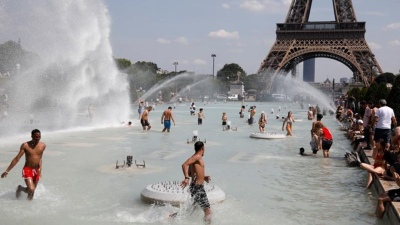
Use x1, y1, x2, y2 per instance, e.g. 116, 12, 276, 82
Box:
16, 185, 22, 198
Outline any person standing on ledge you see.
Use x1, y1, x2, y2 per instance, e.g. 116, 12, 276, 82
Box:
180, 141, 212, 224
161, 106, 176, 132
1, 129, 46, 200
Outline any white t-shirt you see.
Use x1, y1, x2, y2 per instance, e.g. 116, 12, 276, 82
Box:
375, 106, 395, 129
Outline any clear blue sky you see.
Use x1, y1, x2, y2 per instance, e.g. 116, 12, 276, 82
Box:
104, 0, 400, 82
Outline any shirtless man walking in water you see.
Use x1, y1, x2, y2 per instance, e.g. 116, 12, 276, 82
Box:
140, 106, 153, 130
161, 106, 176, 132
180, 141, 212, 223
1, 129, 46, 200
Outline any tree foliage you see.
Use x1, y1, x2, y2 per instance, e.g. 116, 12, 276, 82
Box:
115, 58, 132, 71
374, 72, 396, 84
364, 82, 379, 104
216, 63, 246, 82
387, 76, 400, 126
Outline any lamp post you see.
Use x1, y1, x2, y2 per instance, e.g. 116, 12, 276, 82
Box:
211, 54, 216, 77
173, 62, 178, 73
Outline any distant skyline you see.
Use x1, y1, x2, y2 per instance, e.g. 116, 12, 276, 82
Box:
104, 0, 400, 82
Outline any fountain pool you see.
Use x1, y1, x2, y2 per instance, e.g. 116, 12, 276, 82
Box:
0, 101, 388, 225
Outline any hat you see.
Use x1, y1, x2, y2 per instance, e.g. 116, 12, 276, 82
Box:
357, 119, 363, 124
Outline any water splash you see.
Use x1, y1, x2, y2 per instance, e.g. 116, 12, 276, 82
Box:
280, 75, 336, 112
0, 0, 130, 136
138, 73, 195, 102
169, 76, 212, 102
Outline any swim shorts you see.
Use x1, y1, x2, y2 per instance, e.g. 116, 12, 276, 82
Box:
248, 117, 254, 125
141, 119, 150, 127
322, 139, 333, 151
164, 120, 171, 129
198, 118, 203, 125
388, 188, 400, 201
222, 121, 227, 126
189, 183, 210, 209
22, 166, 40, 182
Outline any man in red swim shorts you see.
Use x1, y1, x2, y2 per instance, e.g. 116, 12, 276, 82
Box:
1, 129, 46, 200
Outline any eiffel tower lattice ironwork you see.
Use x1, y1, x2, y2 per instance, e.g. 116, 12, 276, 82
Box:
257, 0, 383, 93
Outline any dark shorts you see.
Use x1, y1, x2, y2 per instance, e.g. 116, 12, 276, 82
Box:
189, 183, 210, 209
164, 120, 171, 129
198, 118, 202, 125
388, 188, 400, 201
322, 140, 333, 151
248, 117, 254, 125
222, 121, 227, 126
374, 128, 391, 143
140, 119, 150, 127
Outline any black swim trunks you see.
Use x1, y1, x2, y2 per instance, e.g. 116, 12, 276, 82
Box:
140, 119, 150, 127
248, 117, 254, 125
189, 183, 210, 209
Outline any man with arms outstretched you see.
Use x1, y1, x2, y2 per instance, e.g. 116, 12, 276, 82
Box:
180, 141, 212, 223
1, 129, 46, 200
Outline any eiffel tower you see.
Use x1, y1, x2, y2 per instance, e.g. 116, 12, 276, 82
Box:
258, 0, 383, 93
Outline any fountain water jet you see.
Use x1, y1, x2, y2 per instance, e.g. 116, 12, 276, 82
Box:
169, 77, 213, 103
279, 75, 336, 112
0, 0, 130, 136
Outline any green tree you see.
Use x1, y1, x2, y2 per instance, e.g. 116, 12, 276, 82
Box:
387, 76, 400, 126
374, 72, 396, 84
216, 63, 246, 82
365, 82, 379, 104
114, 58, 132, 71
215, 63, 247, 93
376, 83, 390, 100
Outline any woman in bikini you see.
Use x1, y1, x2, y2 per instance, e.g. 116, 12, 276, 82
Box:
258, 112, 267, 133
360, 141, 386, 188
282, 111, 295, 136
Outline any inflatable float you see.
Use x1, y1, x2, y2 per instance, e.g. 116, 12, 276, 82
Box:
141, 181, 225, 206
250, 132, 286, 139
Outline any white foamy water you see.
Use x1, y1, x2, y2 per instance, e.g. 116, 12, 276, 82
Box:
0, 0, 130, 136
0, 101, 390, 225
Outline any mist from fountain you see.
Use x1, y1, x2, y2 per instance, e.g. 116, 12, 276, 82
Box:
280, 75, 336, 112
138, 73, 195, 102
0, 0, 130, 136
169, 77, 213, 103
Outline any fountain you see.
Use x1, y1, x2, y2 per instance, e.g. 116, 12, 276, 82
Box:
280, 75, 336, 112
0, 0, 130, 137
141, 181, 225, 206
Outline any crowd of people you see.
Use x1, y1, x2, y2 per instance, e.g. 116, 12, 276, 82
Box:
337, 97, 400, 219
